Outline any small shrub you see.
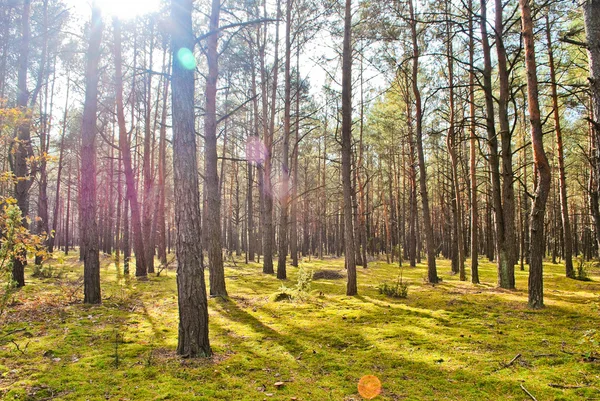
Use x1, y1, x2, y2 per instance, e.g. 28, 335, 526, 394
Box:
273, 285, 294, 302
32, 264, 59, 279
575, 258, 592, 281
273, 266, 313, 302
378, 274, 409, 299
295, 265, 313, 295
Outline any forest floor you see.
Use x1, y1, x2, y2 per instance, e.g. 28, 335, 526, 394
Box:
0, 253, 599, 401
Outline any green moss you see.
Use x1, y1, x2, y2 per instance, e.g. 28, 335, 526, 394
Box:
0, 254, 599, 400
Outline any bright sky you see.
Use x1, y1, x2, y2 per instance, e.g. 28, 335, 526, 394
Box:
66, 0, 162, 19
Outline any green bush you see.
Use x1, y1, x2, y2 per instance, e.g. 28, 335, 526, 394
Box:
378, 274, 409, 299
575, 258, 592, 281
32, 264, 60, 279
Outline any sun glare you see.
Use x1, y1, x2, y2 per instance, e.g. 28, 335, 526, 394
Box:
96, 0, 161, 19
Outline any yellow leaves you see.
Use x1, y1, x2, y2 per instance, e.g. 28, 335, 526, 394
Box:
0, 98, 29, 134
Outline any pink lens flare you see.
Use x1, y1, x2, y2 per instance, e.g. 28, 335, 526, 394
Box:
245, 136, 268, 164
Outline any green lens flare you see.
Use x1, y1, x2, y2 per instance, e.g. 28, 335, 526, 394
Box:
177, 48, 196, 70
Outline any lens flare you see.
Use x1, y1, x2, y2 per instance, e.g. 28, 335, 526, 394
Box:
177, 48, 196, 70
358, 375, 381, 399
245, 136, 267, 164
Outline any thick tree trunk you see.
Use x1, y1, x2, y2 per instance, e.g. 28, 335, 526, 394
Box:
12, 0, 33, 287
204, 0, 227, 296
495, 0, 517, 289
520, 0, 551, 309
171, 0, 211, 357
583, 0, 600, 257
342, 0, 357, 295
81, 2, 103, 304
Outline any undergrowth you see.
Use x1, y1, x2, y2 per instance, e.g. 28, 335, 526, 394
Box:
1, 254, 599, 400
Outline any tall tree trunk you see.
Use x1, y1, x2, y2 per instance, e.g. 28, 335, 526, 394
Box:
583, 0, 600, 257
342, 0, 357, 295
546, 15, 574, 278
445, 2, 465, 280
50, 74, 69, 254
290, 44, 300, 268
156, 50, 170, 267
259, 0, 280, 274
35, 0, 50, 266
495, 0, 517, 289
171, 0, 211, 357
204, 0, 227, 296
468, 0, 479, 283
409, 0, 437, 283
81, 2, 103, 304
113, 17, 147, 278
480, 0, 506, 286
12, 0, 32, 287
520, 0, 551, 309
277, 0, 293, 279
64, 161, 71, 255
143, 24, 155, 274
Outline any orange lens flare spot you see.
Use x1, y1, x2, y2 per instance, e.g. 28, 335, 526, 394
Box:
358, 375, 381, 399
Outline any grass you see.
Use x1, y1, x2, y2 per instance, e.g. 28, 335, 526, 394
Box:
1, 252, 599, 400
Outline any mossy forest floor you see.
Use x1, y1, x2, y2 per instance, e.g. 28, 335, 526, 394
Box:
1, 253, 599, 400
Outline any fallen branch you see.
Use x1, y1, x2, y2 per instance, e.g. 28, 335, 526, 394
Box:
494, 353, 522, 371
0, 328, 26, 339
520, 384, 538, 401
548, 383, 588, 389
506, 353, 522, 367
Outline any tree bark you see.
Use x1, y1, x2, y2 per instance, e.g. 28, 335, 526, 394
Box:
546, 15, 574, 278
81, 2, 103, 304
12, 0, 33, 287
583, 0, 600, 257
519, 0, 551, 309
409, 0, 437, 283
342, 0, 357, 295
171, 0, 211, 357
204, 0, 227, 296
495, 0, 517, 289
468, 0, 479, 283
277, 0, 293, 280
113, 17, 147, 278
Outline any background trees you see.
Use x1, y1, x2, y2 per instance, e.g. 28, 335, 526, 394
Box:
0, 0, 599, 355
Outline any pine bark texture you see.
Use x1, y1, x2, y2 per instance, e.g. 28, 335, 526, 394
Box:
171, 0, 211, 357
342, 0, 357, 295
520, 0, 551, 309
81, 3, 103, 304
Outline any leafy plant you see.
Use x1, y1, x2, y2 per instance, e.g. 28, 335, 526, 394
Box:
0, 201, 47, 318
273, 265, 313, 302
273, 285, 294, 302
575, 257, 592, 281
295, 265, 313, 297
378, 271, 409, 299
